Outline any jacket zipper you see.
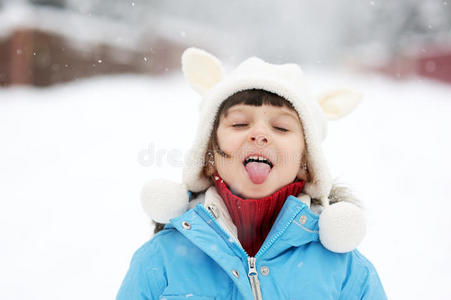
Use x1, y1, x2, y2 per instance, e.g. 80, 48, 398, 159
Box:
248, 257, 262, 300
200, 202, 303, 300
204, 205, 263, 299
244, 203, 303, 300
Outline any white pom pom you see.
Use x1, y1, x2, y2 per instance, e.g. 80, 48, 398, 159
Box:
140, 179, 189, 224
318, 202, 366, 253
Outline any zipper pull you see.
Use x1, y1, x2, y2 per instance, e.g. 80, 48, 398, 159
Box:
248, 257, 263, 300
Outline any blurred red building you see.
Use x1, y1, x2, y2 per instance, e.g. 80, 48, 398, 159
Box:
376, 46, 451, 84
0, 28, 185, 87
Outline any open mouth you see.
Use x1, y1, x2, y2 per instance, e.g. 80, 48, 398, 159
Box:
243, 155, 273, 168
243, 155, 273, 184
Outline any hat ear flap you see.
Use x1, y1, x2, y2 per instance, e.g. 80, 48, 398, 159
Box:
182, 47, 225, 95
317, 89, 362, 120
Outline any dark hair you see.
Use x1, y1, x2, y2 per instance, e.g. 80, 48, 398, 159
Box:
153, 222, 166, 235
217, 89, 295, 117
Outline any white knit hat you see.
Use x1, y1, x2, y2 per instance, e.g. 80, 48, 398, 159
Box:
142, 47, 365, 253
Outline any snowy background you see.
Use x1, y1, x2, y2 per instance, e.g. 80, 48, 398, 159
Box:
1, 71, 451, 300
1, 0, 451, 299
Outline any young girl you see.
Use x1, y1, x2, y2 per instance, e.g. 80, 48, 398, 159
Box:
116, 48, 387, 299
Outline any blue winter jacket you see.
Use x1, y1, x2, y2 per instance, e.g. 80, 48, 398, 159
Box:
116, 195, 387, 299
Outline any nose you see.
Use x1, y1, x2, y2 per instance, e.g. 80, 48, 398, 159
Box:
249, 125, 270, 146
250, 135, 268, 145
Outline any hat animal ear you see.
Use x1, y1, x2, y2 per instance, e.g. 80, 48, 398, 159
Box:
317, 89, 362, 120
182, 47, 225, 95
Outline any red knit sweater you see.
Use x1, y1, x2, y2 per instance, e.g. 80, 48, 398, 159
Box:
213, 174, 305, 257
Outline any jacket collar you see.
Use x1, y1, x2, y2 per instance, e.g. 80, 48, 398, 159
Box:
212, 175, 306, 257
170, 187, 320, 258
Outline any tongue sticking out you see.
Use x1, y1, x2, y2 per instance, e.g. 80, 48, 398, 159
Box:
245, 162, 271, 184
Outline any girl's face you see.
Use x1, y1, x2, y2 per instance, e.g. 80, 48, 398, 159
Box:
214, 104, 305, 199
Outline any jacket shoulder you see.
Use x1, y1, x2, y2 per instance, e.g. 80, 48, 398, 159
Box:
350, 249, 379, 273
340, 250, 387, 300
116, 229, 180, 300
134, 228, 178, 258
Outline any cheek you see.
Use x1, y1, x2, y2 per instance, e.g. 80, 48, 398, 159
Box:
217, 128, 245, 152
278, 137, 304, 165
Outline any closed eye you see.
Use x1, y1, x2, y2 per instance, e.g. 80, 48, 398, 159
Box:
232, 124, 248, 127
274, 126, 288, 132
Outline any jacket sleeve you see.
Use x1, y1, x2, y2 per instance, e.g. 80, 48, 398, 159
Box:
116, 239, 167, 300
340, 250, 387, 300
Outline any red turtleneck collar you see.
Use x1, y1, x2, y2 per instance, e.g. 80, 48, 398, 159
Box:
213, 174, 305, 257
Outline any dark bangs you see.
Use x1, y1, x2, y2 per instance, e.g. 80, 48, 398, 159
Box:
218, 89, 295, 118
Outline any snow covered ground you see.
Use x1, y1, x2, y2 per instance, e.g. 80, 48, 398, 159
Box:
0, 71, 450, 299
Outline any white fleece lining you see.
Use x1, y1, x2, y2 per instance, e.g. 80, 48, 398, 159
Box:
182, 74, 332, 201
